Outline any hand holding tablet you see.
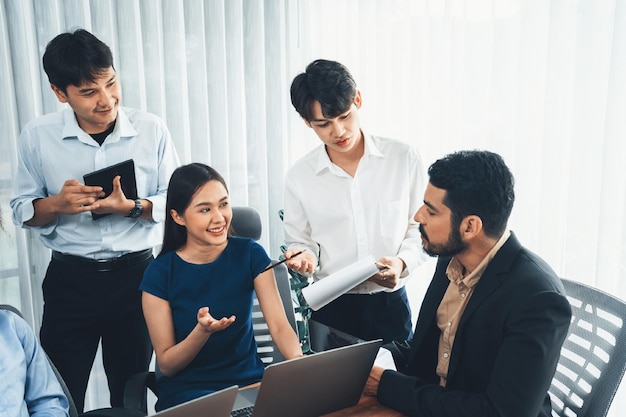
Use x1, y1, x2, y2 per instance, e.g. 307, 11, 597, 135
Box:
83, 159, 138, 219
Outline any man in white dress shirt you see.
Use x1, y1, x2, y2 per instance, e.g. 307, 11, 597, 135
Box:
283, 59, 427, 343
10, 29, 179, 412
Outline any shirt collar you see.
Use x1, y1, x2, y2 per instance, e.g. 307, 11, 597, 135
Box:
61, 106, 137, 144
446, 230, 511, 288
313, 131, 383, 175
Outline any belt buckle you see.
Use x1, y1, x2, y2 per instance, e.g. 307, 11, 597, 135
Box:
95, 257, 115, 272
96, 264, 114, 272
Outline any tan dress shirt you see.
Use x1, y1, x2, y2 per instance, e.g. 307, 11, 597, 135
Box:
436, 230, 511, 386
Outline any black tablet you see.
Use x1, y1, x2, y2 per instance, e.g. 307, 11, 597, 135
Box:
83, 159, 138, 219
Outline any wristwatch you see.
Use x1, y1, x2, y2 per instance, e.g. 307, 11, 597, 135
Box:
128, 199, 143, 218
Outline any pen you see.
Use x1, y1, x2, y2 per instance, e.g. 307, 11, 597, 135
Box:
261, 250, 305, 273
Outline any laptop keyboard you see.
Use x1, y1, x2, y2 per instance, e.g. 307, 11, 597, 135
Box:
231, 406, 254, 417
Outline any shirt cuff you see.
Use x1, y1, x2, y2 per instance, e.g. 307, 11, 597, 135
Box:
147, 195, 166, 223
14, 198, 57, 235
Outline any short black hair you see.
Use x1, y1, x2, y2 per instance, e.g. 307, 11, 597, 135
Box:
42, 28, 114, 93
428, 150, 515, 238
290, 59, 357, 121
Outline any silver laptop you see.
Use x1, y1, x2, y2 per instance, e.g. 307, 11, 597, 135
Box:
154, 385, 239, 417
231, 339, 382, 417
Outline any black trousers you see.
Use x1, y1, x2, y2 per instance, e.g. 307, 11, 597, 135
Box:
39, 254, 153, 412
311, 286, 413, 344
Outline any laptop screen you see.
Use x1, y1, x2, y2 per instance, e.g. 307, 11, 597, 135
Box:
232, 339, 382, 417
308, 319, 365, 352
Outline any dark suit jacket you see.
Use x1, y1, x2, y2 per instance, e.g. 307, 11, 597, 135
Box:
378, 232, 572, 417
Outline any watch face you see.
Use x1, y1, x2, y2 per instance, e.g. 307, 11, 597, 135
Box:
129, 200, 143, 218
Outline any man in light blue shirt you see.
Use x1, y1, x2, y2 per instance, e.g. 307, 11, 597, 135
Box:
0, 309, 69, 417
10, 29, 179, 412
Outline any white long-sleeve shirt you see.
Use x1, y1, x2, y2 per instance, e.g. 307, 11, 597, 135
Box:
283, 133, 428, 294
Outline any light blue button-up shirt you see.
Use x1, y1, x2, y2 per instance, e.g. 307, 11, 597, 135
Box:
0, 310, 69, 417
10, 106, 180, 258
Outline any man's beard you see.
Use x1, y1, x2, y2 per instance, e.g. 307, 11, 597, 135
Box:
419, 224, 468, 257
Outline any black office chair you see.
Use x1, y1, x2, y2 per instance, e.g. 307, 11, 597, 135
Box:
549, 278, 626, 417
123, 206, 298, 414
0, 304, 144, 417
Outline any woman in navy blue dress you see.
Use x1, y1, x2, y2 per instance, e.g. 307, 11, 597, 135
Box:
140, 163, 303, 411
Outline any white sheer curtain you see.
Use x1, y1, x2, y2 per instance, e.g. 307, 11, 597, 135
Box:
290, 1, 626, 415
1, 0, 625, 414
0, 0, 295, 409
290, 0, 626, 301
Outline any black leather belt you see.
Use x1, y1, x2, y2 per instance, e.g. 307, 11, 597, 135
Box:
51, 249, 153, 272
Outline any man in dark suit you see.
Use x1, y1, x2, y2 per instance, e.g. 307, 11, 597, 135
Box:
364, 150, 572, 417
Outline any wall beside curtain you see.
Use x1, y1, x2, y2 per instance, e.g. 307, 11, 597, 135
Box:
1, 0, 625, 414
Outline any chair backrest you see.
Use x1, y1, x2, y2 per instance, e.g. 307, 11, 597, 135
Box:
0, 304, 80, 417
252, 262, 298, 364
231, 206, 262, 241
549, 278, 626, 417
231, 206, 298, 364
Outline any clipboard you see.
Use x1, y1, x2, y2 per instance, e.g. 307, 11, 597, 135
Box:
83, 159, 138, 220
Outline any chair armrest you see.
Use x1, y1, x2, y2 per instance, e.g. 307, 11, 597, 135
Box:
123, 371, 158, 414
